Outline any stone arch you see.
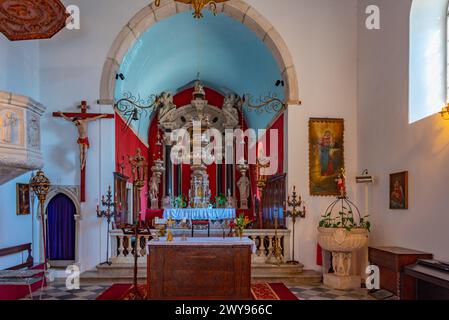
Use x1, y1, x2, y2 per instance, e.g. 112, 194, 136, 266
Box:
44, 185, 81, 218
99, 0, 300, 105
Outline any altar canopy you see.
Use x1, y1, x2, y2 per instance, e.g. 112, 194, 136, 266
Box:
163, 208, 236, 221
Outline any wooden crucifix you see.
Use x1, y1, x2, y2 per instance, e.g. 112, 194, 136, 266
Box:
53, 101, 115, 202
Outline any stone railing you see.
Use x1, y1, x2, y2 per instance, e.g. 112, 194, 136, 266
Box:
109, 228, 291, 265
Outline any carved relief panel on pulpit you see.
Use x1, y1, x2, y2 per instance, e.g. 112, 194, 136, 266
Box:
0, 92, 46, 185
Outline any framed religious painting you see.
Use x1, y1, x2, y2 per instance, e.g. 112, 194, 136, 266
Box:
309, 118, 345, 196
390, 171, 408, 210
16, 183, 31, 215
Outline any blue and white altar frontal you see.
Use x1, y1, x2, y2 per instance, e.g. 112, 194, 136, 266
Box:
163, 208, 236, 221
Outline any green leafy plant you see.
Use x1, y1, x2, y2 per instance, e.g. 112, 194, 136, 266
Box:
214, 194, 227, 208
173, 195, 187, 208
319, 206, 370, 232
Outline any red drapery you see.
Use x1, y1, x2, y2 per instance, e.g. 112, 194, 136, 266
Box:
115, 113, 149, 214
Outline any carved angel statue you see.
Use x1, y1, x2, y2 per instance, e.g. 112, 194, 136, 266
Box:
222, 93, 239, 127
158, 92, 176, 119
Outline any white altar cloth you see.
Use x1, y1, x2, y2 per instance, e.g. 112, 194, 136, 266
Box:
148, 237, 256, 254
163, 208, 236, 221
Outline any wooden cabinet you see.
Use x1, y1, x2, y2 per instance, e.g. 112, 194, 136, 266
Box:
369, 246, 433, 300
148, 243, 252, 300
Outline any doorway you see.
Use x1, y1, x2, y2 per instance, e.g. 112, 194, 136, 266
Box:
46, 193, 76, 267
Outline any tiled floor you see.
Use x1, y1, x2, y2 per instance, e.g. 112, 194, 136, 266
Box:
287, 284, 374, 300
22, 282, 109, 300
22, 281, 374, 300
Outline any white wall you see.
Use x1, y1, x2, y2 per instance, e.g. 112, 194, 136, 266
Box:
358, 0, 449, 261
247, 0, 359, 270
1, 0, 359, 272
37, 0, 150, 272
0, 36, 40, 268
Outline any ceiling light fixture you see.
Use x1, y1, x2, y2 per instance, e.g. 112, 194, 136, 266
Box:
155, 0, 229, 19
440, 102, 449, 120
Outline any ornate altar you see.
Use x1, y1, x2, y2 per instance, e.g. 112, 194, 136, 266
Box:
156, 81, 241, 209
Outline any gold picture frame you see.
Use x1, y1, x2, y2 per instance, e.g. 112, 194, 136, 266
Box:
16, 183, 31, 215
309, 118, 345, 196
389, 171, 408, 210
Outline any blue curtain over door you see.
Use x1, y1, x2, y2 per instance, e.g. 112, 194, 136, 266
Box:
46, 194, 76, 261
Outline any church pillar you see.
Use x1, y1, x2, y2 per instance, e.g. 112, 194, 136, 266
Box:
226, 164, 234, 195
217, 164, 223, 195
164, 134, 173, 196
175, 164, 182, 196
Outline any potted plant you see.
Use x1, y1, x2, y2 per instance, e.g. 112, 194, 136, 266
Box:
317, 169, 370, 290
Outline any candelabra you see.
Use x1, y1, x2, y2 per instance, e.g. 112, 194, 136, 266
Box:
266, 208, 284, 266
128, 148, 149, 300
29, 170, 51, 269
96, 186, 117, 265
256, 158, 270, 196
286, 186, 306, 265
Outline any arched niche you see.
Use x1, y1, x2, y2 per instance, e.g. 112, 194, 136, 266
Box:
99, 0, 300, 106
42, 185, 81, 267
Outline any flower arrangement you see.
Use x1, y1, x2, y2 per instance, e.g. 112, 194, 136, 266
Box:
231, 214, 253, 239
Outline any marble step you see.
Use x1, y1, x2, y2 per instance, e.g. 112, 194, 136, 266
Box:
80, 263, 322, 286
252, 263, 304, 275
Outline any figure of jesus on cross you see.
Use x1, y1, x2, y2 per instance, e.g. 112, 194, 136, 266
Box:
53, 101, 114, 202
57, 112, 106, 170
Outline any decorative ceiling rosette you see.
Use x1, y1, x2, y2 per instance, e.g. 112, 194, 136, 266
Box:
0, 0, 69, 41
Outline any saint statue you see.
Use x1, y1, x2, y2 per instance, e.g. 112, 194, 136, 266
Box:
1, 111, 18, 143
57, 112, 107, 170
193, 80, 205, 99
237, 174, 250, 203
149, 174, 160, 200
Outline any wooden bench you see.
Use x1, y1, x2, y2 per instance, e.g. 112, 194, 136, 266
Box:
0, 243, 34, 270
0, 243, 45, 300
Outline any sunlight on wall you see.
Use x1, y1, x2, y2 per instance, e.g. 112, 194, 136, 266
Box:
409, 0, 448, 124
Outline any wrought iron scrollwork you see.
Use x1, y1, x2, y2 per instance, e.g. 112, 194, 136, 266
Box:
114, 92, 161, 131
242, 93, 287, 115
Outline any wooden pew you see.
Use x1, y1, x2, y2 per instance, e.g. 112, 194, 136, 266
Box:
0, 243, 34, 270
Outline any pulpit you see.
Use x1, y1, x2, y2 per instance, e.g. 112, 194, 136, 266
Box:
147, 238, 254, 300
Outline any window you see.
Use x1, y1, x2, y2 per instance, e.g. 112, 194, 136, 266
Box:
409, 0, 448, 123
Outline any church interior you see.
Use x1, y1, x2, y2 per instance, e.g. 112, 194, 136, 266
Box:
1, 0, 449, 303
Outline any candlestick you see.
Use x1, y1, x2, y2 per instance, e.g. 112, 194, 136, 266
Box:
286, 186, 306, 265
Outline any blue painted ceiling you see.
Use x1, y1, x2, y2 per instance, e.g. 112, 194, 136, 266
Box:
115, 11, 284, 144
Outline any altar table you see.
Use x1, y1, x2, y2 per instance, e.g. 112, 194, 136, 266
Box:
163, 208, 236, 221
147, 237, 254, 300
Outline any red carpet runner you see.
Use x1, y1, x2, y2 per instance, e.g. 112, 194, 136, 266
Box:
96, 283, 298, 301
